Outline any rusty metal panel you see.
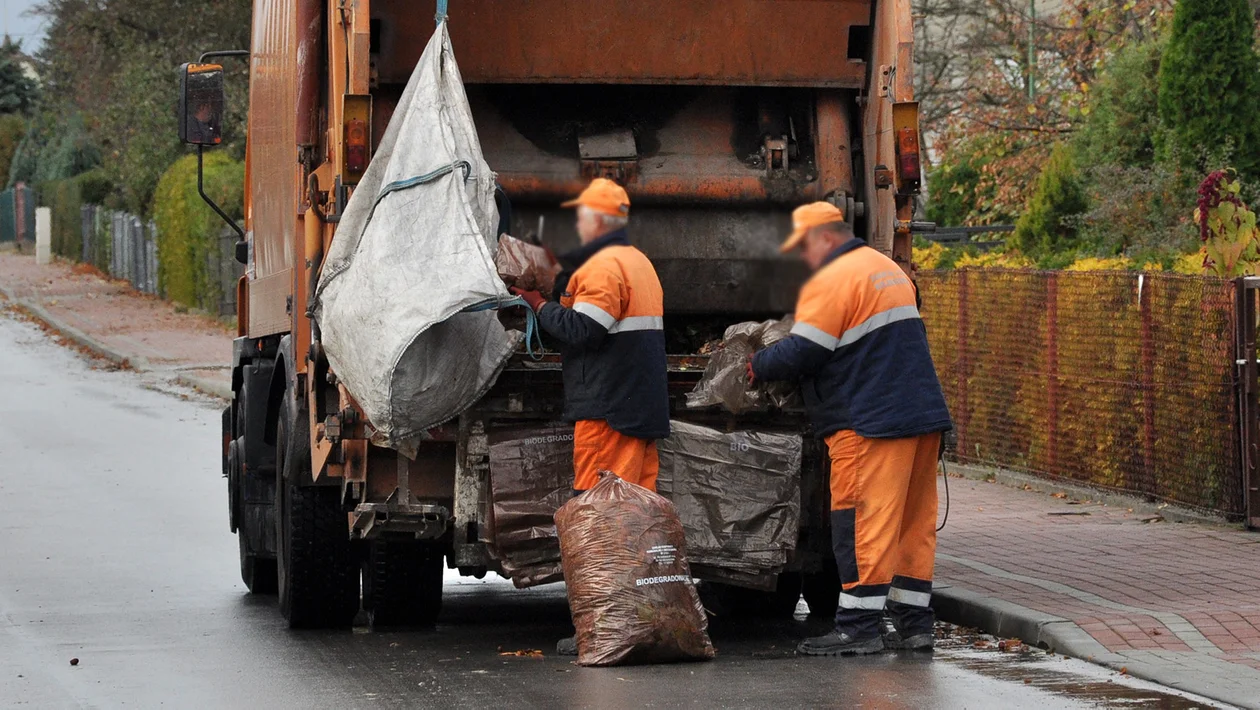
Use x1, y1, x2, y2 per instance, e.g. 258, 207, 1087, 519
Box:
862, 0, 916, 256
248, 0, 299, 281
814, 91, 854, 200
372, 0, 870, 87
247, 268, 293, 338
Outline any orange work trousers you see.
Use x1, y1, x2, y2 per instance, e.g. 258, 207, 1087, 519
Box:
825, 429, 941, 638
572, 419, 659, 493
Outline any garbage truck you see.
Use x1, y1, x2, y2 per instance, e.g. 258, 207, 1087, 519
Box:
184, 0, 926, 629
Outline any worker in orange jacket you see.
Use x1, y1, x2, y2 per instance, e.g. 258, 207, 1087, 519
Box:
751, 202, 952, 656
509, 178, 670, 655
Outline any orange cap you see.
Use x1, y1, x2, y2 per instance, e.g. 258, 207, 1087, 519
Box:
561, 177, 631, 217
780, 201, 846, 253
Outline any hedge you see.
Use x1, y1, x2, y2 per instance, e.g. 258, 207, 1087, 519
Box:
151, 152, 243, 310
40, 168, 112, 260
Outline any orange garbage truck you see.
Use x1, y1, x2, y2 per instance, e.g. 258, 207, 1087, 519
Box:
183, 0, 927, 628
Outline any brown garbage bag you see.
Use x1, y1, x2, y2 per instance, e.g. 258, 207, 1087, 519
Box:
555, 474, 716, 667
485, 424, 573, 588
686, 316, 800, 413
495, 234, 560, 295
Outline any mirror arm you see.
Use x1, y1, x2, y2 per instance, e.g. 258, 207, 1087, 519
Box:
197, 145, 246, 241
198, 49, 250, 64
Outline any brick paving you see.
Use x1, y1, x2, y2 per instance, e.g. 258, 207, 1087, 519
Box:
937, 475, 1260, 697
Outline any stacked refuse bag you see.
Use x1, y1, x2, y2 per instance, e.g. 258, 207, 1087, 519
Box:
657, 421, 802, 588
686, 316, 801, 413
484, 424, 573, 588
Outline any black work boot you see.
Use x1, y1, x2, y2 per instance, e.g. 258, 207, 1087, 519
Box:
797, 629, 885, 656
883, 626, 934, 651
556, 636, 578, 656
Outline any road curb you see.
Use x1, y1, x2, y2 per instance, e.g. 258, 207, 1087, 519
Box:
933, 583, 1258, 709
174, 373, 232, 401
1, 280, 231, 402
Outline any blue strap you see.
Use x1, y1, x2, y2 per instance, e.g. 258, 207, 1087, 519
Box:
367, 160, 471, 226
436, 0, 449, 23
463, 296, 544, 360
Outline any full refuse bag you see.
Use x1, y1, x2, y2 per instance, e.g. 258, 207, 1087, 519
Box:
312, 22, 519, 456
554, 474, 716, 666
686, 316, 800, 413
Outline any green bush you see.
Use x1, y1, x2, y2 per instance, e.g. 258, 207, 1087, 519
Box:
9, 112, 101, 187
924, 137, 1018, 226
1010, 144, 1089, 260
41, 177, 83, 259
1157, 0, 1260, 178
1075, 39, 1166, 169
152, 152, 243, 310
38, 167, 116, 260
0, 114, 26, 182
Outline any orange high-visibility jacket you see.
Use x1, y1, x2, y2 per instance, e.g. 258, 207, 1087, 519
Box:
752, 239, 951, 439
538, 230, 670, 440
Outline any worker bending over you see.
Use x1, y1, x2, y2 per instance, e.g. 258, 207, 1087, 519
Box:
751, 202, 952, 656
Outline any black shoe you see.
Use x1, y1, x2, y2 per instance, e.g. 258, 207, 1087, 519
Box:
556, 636, 578, 656
797, 630, 885, 656
884, 628, 934, 651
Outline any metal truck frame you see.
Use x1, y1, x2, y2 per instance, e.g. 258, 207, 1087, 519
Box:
191, 0, 926, 629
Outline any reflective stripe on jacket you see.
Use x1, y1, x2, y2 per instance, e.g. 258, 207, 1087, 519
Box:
751, 239, 952, 439
537, 230, 670, 440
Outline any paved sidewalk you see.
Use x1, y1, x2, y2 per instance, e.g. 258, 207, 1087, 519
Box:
4, 246, 1260, 706
935, 475, 1260, 708
0, 249, 231, 398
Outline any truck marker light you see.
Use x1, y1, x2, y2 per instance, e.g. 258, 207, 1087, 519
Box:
346, 119, 368, 174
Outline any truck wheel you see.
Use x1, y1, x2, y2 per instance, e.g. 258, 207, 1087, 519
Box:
239, 532, 278, 594
275, 393, 359, 629
362, 541, 445, 629
802, 562, 842, 620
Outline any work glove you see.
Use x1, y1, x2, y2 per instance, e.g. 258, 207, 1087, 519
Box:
745, 354, 757, 387
509, 286, 547, 312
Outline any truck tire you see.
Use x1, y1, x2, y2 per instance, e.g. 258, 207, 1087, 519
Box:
275, 392, 359, 629
362, 540, 444, 629
239, 532, 278, 594
802, 561, 842, 620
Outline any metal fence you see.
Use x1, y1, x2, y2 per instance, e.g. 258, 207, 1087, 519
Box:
918, 269, 1243, 517
80, 205, 160, 295
78, 205, 240, 315
0, 184, 34, 246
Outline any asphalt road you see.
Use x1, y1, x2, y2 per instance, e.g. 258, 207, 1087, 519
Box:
0, 309, 1226, 709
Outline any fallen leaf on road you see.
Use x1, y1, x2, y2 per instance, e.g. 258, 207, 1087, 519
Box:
973, 640, 990, 649
1119, 667, 1128, 675
1052, 492, 1068, 499
976, 507, 984, 512
998, 639, 1027, 653
499, 649, 544, 658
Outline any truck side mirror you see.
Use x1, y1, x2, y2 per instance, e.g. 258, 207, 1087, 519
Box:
179, 63, 225, 146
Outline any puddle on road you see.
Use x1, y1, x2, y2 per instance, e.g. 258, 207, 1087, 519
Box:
935, 624, 1228, 709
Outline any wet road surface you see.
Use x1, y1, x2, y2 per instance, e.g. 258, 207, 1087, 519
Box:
0, 310, 1228, 709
